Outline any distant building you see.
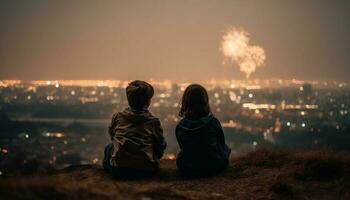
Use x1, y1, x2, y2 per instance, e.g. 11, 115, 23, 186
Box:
300, 83, 313, 103
301, 84, 313, 95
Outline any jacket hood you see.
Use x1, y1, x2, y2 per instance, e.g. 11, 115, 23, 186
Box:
178, 114, 214, 131
119, 107, 157, 123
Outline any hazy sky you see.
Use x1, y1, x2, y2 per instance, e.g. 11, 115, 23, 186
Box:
0, 0, 349, 81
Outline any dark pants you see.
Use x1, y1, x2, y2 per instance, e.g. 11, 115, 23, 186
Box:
103, 143, 155, 179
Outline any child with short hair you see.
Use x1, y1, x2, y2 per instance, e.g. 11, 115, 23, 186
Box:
103, 80, 166, 179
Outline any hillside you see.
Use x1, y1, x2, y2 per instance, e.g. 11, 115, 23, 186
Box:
1, 149, 349, 200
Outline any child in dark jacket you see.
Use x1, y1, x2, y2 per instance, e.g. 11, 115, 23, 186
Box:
103, 80, 167, 179
175, 84, 231, 177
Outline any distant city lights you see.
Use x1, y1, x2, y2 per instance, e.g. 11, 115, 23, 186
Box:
242, 103, 276, 110
0, 79, 349, 170
45, 132, 65, 138
163, 153, 176, 160
1, 148, 8, 154
92, 158, 99, 164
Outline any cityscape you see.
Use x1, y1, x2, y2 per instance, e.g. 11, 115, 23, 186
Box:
1, 1, 350, 199
1, 79, 349, 175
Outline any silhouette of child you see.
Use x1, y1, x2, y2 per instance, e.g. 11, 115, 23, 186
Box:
103, 80, 166, 179
175, 84, 231, 177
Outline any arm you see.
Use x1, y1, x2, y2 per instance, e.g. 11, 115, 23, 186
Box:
215, 118, 231, 159
153, 119, 167, 159
108, 113, 118, 140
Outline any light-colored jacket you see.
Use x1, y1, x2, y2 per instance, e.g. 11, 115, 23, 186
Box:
108, 108, 166, 171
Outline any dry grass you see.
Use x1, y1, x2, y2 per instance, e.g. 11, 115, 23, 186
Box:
1, 149, 349, 200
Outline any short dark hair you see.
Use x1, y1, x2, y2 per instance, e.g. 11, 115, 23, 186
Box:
126, 80, 154, 110
179, 84, 211, 119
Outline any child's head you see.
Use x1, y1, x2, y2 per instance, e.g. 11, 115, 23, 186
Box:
126, 80, 154, 110
179, 84, 211, 119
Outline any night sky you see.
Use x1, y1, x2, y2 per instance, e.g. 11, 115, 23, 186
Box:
0, 0, 349, 81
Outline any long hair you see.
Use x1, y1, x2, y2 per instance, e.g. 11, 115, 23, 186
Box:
179, 84, 211, 119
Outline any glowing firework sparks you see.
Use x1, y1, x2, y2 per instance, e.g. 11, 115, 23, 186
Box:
220, 27, 266, 79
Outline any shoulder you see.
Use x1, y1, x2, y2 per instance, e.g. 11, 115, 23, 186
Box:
175, 116, 187, 129
110, 112, 124, 124
209, 115, 222, 129
111, 112, 121, 120
152, 117, 161, 125
147, 113, 161, 127
145, 110, 160, 122
212, 116, 221, 123
150, 117, 163, 133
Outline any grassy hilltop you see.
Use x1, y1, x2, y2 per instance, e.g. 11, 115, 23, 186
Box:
1, 149, 349, 200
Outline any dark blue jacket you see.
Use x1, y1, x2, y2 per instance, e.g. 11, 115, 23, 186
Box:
175, 114, 231, 176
